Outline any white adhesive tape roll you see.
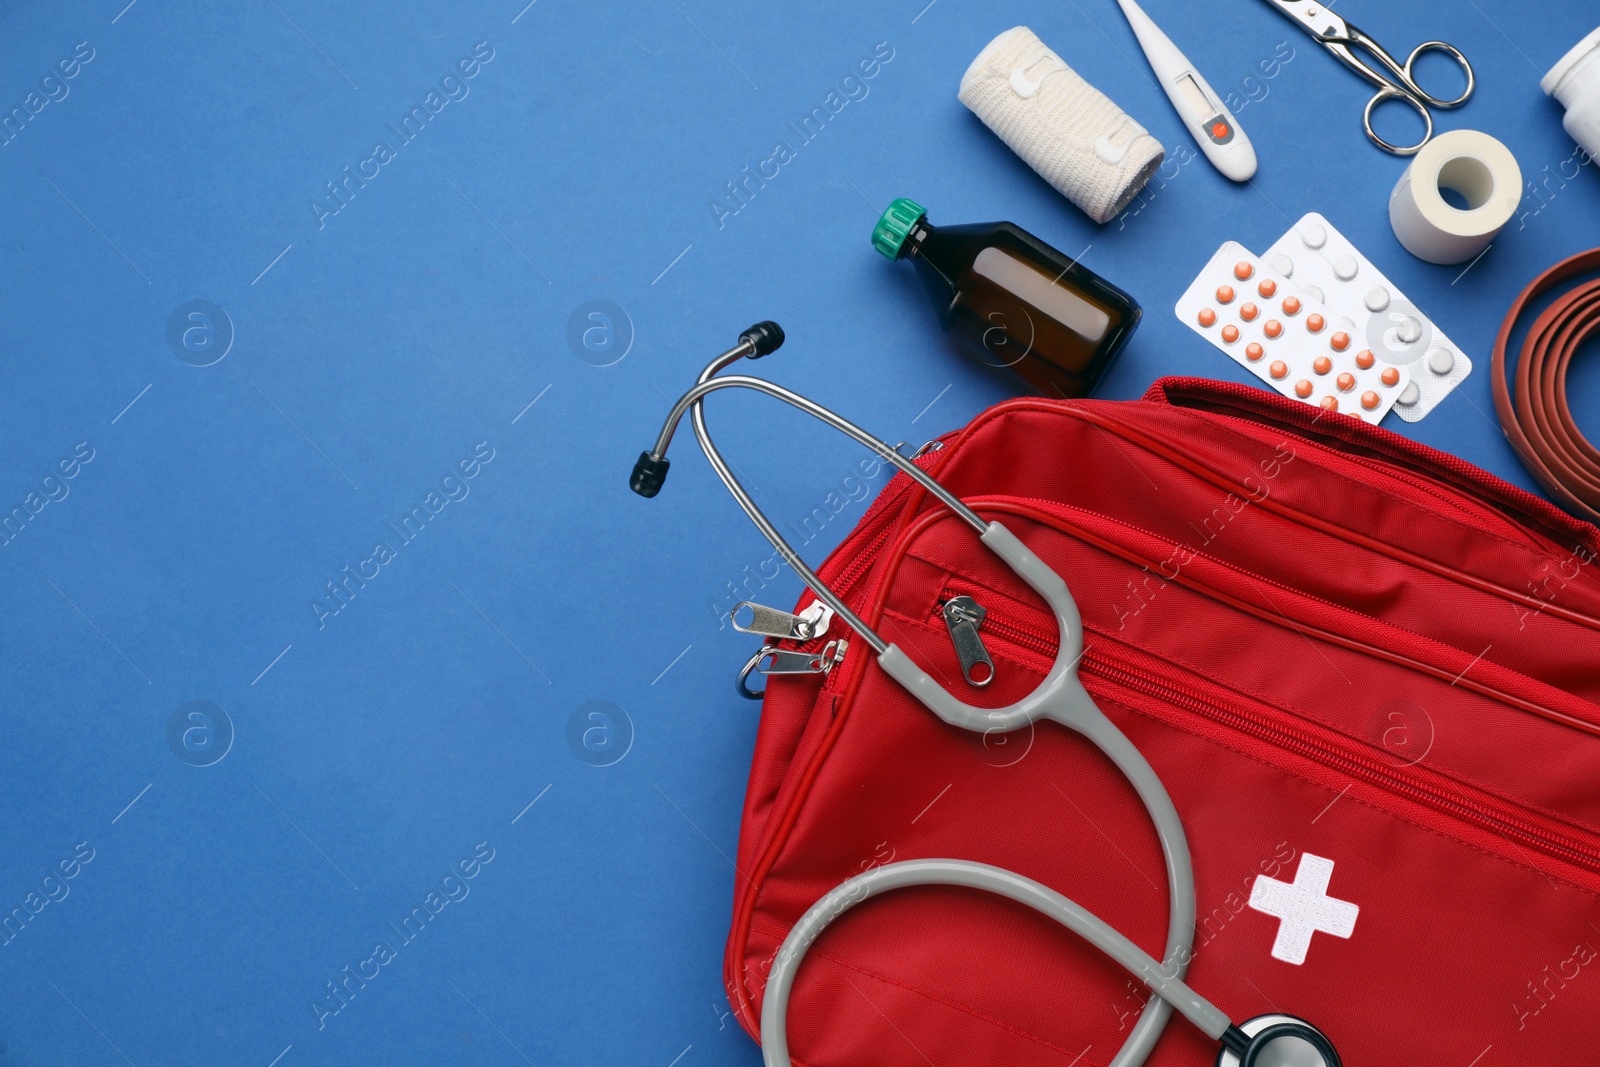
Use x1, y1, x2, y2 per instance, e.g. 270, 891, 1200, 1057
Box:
1388, 129, 1522, 265
959, 26, 1164, 224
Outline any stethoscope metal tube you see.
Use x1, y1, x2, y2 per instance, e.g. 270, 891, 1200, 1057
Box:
633, 322, 987, 657
636, 324, 1338, 1067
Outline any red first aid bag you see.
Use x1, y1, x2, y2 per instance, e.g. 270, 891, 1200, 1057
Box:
724, 378, 1600, 1066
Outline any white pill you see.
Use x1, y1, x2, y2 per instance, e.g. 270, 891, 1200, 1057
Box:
1364, 287, 1390, 312
1305, 285, 1326, 303
1397, 317, 1422, 344
1270, 254, 1295, 277
1397, 382, 1421, 407
1333, 254, 1359, 280
1428, 348, 1455, 375
1299, 222, 1327, 249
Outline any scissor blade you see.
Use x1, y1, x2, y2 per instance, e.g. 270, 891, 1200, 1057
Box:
1258, 0, 1350, 42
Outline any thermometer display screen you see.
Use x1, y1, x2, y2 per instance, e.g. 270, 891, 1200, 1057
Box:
1175, 73, 1212, 117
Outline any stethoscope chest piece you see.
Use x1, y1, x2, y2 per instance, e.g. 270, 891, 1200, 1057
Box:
1217, 1014, 1340, 1067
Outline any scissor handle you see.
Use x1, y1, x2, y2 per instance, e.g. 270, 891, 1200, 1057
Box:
1338, 23, 1473, 155
1363, 84, 1434, 156
1401, 39, 1474, 110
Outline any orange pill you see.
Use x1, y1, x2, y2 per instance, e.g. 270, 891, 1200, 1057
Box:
1269, 360, 1288, 380
1330, 331, 1350, 351
1381, 367, 1401, 386
1198, 308, 1217, 327
1361, 390, 1380, 410
1282, 296, 1302, 316
1221, 324, 1240, 344
1337, 372, 1356, 392
1294, 379, 1313, 398
1258, 279, 1278, 298
1263, 319, 1284, 339
1234, 261, 1254, 281
1321, 396, 1339, 412
1355, 349, 1376, 369
1306, 313, 1326, 333
1216, 285, 1236, 304
1313, 356, 1332, 375
1245, 342, 1265, 361
1240, 302, 1259, 321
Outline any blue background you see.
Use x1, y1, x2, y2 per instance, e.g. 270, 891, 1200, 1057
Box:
0, 1, 1594, 1064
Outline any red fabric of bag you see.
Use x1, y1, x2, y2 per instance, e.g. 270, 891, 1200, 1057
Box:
724, 377, 1600, 1066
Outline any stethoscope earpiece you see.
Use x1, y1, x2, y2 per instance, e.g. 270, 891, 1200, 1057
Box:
1218, 1014, 1340, 1067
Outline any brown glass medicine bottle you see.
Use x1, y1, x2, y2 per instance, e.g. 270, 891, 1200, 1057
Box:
873, 197, 1141, 398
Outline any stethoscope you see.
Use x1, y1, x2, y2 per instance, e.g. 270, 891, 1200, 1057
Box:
634, 322, 1342, 1067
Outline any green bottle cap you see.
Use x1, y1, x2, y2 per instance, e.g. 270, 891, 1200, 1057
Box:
872, 197, 927, 260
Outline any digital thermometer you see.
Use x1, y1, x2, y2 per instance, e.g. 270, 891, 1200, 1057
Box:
1114, 0, 1258, 182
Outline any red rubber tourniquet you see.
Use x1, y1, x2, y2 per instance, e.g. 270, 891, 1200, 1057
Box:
1492, 247, 1600, 524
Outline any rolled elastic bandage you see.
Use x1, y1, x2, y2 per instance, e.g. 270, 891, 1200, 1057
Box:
960, 26, 1164, 224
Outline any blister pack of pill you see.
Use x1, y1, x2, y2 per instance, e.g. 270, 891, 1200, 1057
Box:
1264, 213, 1470, 423
1175, 242, 1412, 426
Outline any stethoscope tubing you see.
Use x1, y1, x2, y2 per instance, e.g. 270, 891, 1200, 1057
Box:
655, 337, 1197, 1067
760, 859, 1339, 1067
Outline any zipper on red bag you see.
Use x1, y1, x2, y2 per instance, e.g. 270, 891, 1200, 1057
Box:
828, 443, 955, 601
1068, 408, 1600, 632
767, 444, 956, 694
826, 523, 895, 610
929, 589, 1600, 879
747, 522, 894, 696
1152, 379, 1582, 546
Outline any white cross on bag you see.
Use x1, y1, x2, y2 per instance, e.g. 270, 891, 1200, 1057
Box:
1248, 853, 1359, 965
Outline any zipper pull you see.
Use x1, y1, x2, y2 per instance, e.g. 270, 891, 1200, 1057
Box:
738, 638, 850, 699
760, 638, 849, 675
942, 595, 995, 687
732, 601, 834, 641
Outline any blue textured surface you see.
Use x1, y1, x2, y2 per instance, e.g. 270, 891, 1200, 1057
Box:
0, 1, 1595, 1064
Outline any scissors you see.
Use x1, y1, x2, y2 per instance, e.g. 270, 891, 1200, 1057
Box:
1262, 0, 1474, 155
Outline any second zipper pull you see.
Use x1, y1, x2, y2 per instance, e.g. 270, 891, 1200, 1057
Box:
732, 601, 834, 641
941, 595, 995, 687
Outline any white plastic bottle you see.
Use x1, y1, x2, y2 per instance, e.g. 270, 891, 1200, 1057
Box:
1542, 26, 1600, 158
